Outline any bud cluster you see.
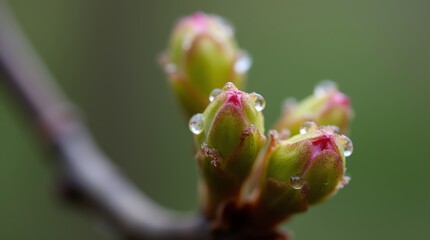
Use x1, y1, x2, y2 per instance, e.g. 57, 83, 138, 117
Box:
161, 12, 355, 238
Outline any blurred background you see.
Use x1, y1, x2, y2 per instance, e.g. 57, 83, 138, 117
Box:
1, 0, 429, 239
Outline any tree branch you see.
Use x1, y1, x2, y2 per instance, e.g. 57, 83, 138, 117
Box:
0, 1, 208, 239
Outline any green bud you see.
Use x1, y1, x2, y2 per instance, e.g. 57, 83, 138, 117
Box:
252, 122, 352, 227
275, 81, 353, 135
161, 12, 251, 117
189, 82, 266, 217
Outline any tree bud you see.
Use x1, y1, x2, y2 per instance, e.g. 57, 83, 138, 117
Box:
189, 82, 265, 217
252, 122, 352, 227
275, 81, 353, 135
161, 12, 251, 117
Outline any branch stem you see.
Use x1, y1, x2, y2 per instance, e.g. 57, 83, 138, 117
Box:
0, 1, 207, 239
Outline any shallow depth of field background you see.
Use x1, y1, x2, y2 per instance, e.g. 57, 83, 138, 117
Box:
1, 1, 429, 239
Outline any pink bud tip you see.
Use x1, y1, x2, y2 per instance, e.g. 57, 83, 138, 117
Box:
329, 92, 350, 108
180, 12, 209, 32
310, 134, 337, 158
225, 90, 244, 107
190, 12, 208, 27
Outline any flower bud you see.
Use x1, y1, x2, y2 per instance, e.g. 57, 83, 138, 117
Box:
275, 81, 353, 135
251, 122, 352, 227
189, 82, 266, 217
161, 12, 251, 117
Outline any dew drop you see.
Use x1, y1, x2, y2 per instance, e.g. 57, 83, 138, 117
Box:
222, 82, 236, 91
290, 176, 305, 190
251, 92, 265, 111
340, 135, 353, 157
189, 113, 204, 134
300, 121, 317, 134
314, 80, 338, 97
209, 88, 222, 102
234, 51, 252, 74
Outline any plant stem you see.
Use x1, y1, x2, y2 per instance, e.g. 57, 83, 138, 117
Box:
0, 1, 208, 239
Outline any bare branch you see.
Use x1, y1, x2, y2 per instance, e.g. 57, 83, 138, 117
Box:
0, 1, 208, 239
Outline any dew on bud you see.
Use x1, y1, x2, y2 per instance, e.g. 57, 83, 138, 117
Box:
234, 51, 252, 74
290, 176, 305, 190
209, 88, 222, 102
251, 92, 266, 112
189, 113, 204, 134
313, 80, 338, 97
300, 121, 318, 134
222, 82, 236, 91
340, 135, 353, 157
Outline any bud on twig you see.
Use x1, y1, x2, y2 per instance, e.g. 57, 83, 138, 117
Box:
275, 81, 353, 135
161, 12, 251, 117
189, 82, 266, 217
251, 122, 352, 227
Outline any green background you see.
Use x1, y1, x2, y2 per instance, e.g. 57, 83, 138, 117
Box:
1, 0, 429, 239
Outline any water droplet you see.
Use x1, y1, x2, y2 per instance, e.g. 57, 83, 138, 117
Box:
222, 82, 236, 91
234, 51, 252, 74
209, 88, 222, 102
251, 92, 265, 111
314, 80, 338, 97
300, 121, 317, 134
163, 63, 177, 75
340, 135, 353, 157
290, 176, 305, 190
189, 113, 204, 134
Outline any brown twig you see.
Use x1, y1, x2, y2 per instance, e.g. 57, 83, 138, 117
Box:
0, 1, 208, 239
